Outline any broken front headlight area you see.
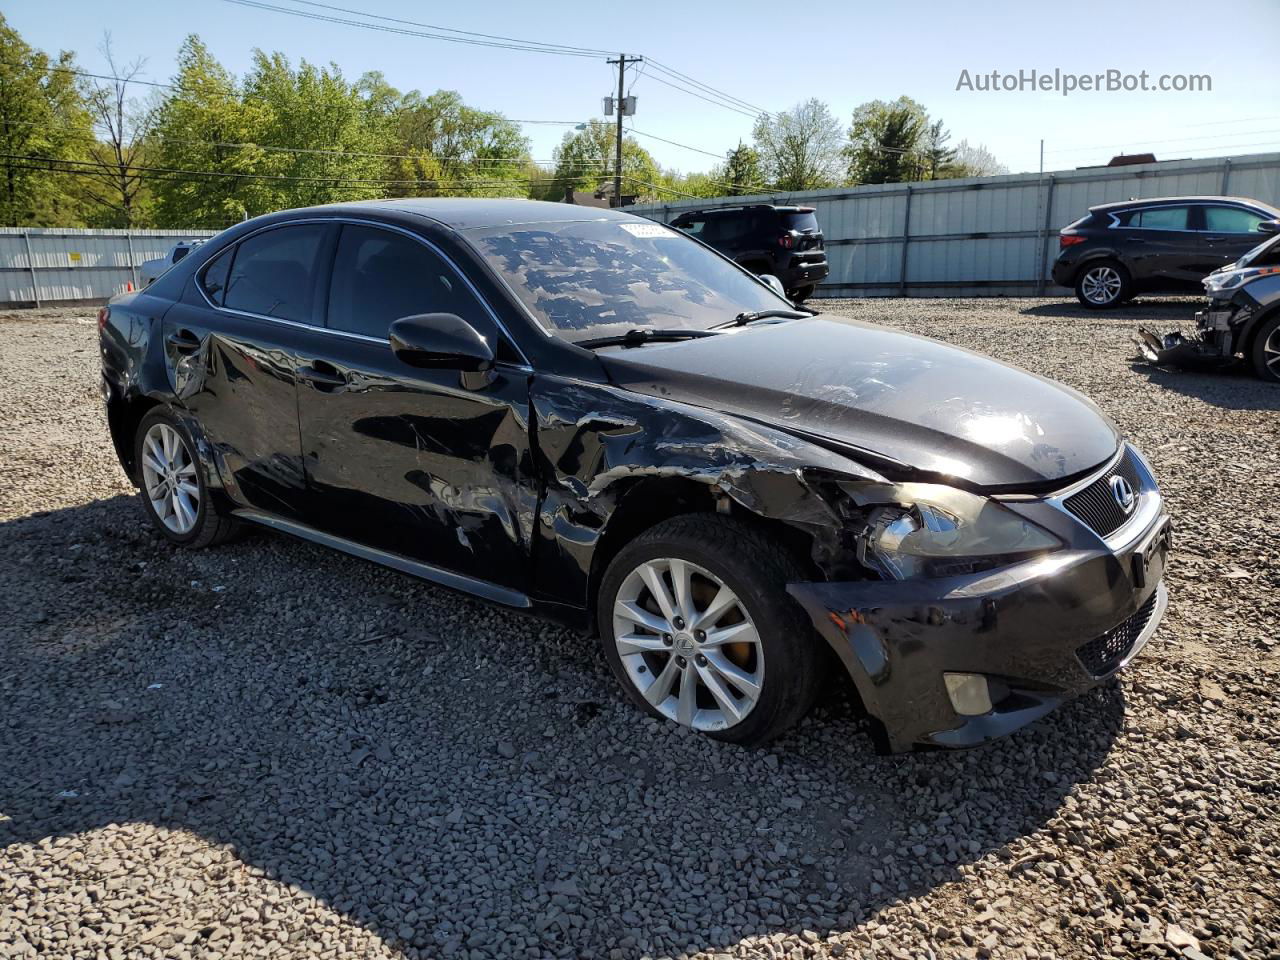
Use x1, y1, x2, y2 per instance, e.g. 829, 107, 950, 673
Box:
833, 481, 1062, 580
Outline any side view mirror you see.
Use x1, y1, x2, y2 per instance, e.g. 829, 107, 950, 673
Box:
1258, 219, 1280, 234
389, 313, 494, 372
759, 274, 786, 298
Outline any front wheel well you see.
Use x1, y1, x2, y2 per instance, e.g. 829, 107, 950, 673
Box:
585, 476, 823, 632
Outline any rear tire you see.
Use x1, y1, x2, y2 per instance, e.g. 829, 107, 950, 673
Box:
1249, 313, 1280, 383
134, 408, 239, 548
1074, 260, 1131, 309
789, 283, 816, 303
596, 514, 823, 747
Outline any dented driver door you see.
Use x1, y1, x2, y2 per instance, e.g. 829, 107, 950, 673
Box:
293, 223, 534, 592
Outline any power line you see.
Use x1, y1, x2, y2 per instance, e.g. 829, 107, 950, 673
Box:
644, 59, 770, 117
638, 71, 763, 121
270, 0, 614, 56
2, 153, 575, 187
1045, 128, 1280, 155
221, 0, 606, 58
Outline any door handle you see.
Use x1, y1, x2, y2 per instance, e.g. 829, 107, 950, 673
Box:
166, 329, 201, 351
296, 362, 348, 390
1128, 237, 1146, 244
1203, 236, 1225, 243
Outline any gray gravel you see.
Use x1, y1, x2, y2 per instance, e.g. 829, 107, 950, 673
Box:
2, 297, 1278, 960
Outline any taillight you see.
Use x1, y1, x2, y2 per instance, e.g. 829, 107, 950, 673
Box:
778, 235, 793, 249
97, 305, 110, 331
1060, 234, 1086, 248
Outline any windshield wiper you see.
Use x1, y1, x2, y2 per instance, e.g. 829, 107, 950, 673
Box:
575, 328, 721, 350
717, 307, 814, 328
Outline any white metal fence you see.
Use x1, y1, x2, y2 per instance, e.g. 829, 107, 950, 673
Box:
630, 152, 1280, 298
4, 152, 1279, 306
0, 228, 221, 307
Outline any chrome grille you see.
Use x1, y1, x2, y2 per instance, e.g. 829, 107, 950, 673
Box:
1063, 447, 1144, 537
1076, 591, 1159, 677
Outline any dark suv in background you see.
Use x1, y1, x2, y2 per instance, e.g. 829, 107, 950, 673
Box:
671, 204, 828, 302
1052, 196, 1280, 308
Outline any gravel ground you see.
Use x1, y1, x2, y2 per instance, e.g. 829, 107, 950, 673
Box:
1, 297, 1278, 960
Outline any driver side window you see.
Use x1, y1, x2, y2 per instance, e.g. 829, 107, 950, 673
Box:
326, 224, 498, 345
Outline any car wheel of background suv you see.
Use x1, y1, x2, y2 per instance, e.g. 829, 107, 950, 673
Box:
789, 283, 816, 303
133, 408, 240, 547
597, 513, 823, 747
1075, 260, 1131, 309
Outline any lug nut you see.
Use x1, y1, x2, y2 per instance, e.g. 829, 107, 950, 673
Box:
694, 629, 706, 642
673, 616, 686, 630
676, 656, 687, 668
663, 634, 673, 646
695, 654, 707, 667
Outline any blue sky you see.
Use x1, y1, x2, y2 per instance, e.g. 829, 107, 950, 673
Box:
8, 0, 1279, 176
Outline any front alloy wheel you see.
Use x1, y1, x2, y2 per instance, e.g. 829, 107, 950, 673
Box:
597, 514, 823, 746
612, 557, 765, 732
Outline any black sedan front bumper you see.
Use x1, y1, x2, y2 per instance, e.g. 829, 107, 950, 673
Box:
787, 490, 1170, 753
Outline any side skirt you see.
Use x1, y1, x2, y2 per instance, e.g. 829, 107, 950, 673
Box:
232, 508, 533, 609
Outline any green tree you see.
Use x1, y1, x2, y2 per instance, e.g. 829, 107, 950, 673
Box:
0, 13, 93, 226
845, 96, 929, 185
721, 141, 764, 195
550, 119, 660, 202
151, 36, 273, 227
922, 119, 956, 181
751, 99, 843, 191
242, 50, 388, 209
391, 90, 530, 197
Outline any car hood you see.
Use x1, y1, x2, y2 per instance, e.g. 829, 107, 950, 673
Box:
597, 315, 1120, 489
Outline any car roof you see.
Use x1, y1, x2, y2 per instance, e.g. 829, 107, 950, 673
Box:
1089, 196, 1280, 216
286, 197, 645, 230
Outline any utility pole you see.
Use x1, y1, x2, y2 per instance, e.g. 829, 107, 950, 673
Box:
607, 54, 642, 207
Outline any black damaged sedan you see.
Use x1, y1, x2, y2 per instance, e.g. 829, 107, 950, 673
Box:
99, 199, 1170, 752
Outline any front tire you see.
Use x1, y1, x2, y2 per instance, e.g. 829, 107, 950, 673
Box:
133, 408, 239, 547
789, 283, 816, 303
1249, 313, 1280, 383
1074, 260, 1131, 309
596, 514, 822, 746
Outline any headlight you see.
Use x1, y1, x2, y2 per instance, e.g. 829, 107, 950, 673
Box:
1204, 266, 1280, 294
840, 482, 1061, 580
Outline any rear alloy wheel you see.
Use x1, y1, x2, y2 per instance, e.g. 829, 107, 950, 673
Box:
133, 408, 239, 547
597, 514, 822, 746
1075, 262, 1130, 309
1249, 314, 1280, 383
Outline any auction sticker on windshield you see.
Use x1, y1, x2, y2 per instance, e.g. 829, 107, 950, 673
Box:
619, 223, 676, 239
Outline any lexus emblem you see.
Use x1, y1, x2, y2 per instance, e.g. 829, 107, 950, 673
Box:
1110, 475, 1136, 514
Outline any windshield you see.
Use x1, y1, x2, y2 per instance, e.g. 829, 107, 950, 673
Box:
464, 218, 792, 342
1238, 232, 1280, 269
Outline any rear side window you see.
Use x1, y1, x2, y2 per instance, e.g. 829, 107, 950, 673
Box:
1204, 206, 1266, 234
1134, 206, 1190, 230
200, 249, 233, 306
675, 218, 706, 236
223, 224, 326, 322
327, 224, 493, 341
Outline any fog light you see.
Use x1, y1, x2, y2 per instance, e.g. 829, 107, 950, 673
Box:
943, 673, 993, 716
